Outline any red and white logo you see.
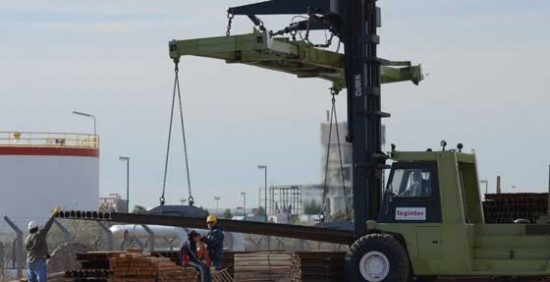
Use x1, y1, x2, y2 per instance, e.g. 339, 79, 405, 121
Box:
395, 207, 426, 220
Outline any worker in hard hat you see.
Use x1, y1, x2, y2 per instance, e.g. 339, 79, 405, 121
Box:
202, 215, 224, 270
25, 207, 60, 282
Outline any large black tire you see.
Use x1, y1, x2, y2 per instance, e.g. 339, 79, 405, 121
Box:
345, 233, 410, 282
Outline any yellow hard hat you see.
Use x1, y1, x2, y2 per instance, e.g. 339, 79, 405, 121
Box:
206, 215, 217, 223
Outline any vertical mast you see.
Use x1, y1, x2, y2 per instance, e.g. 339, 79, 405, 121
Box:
346, 0, 384, 238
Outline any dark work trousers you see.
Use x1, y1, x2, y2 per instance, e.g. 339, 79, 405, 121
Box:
189, 261, 211, 282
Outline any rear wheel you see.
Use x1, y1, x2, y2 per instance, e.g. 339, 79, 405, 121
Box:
345, 233, 410, 282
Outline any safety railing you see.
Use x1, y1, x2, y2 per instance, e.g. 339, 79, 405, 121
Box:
0, 131, 99, 149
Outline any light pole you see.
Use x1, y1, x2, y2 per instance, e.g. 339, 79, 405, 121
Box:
480, 180, 489, 194
214, 196, 220, 214
72, 111, 97, 136
119, 156, 130, 212
257, 165, 267, 222
548, 164, 550, 195
240, 191, 246, 220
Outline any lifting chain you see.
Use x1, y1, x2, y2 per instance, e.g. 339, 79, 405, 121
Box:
304, 8, 313, 43
331, 88, 350, 220
175, 65, 195, 207
160, 64, 179, 206
160, 62, 195, 207
290, 30, 297, 41
226, 12, 234, 37
320, 88, 350, 222
314, 32, 334, 48
257, 19, 266, 32
303, 8, 335, 48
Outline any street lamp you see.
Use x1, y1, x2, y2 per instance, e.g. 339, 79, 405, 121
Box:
72, 111, 97, 136
548, 164, 550, 194
214, 196, 221, 214
480, 180, 489, 194
119, 156, 130, 212
240, 191, 246, 220
257, 165, 267, 222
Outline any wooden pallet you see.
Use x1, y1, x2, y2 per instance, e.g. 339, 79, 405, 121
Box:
212, 268, 234, 282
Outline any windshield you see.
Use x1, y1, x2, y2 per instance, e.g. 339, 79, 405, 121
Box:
388, 168, 432, 198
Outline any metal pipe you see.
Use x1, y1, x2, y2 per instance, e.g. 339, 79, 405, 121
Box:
240, 191, 247, 220
11, 239, 16, 269
258, 165, 268, 222
72, 111, 97, 136
480, 180, 489, 195
79, 212, 352, 244
119, 156, 130, 212
57, 209, 353, 244
497, 176, 502, 194
214, 196, 220, 214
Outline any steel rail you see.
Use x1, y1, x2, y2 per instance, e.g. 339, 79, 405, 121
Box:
56, 210, 354, 245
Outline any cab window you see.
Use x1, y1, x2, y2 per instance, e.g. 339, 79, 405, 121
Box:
389, 169, 432, 197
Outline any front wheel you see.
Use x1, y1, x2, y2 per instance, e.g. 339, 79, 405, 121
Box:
345, 233, 410, 282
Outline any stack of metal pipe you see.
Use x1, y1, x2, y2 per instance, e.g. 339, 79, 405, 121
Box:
483, 193, 549, 223
56, 210, 112, 220
64, 269, 112, 278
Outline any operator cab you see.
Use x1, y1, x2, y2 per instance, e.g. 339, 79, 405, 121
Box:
378, 145, 483, 225
378, 161, 442, 223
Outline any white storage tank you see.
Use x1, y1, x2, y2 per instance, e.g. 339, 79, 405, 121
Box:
0, 131, 99, 226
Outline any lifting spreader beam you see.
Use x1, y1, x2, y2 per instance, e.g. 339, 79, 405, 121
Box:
169, 30, 422, 93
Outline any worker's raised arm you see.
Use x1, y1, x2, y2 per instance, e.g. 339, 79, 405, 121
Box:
39, 207, 60, 235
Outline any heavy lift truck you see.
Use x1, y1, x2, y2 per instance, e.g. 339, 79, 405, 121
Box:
58, 1, 550, 281
167, 1, 550, 281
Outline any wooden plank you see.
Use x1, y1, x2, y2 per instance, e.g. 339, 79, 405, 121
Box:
234, 253, 301, 282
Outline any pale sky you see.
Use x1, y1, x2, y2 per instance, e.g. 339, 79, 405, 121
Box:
1, 1, 549, 211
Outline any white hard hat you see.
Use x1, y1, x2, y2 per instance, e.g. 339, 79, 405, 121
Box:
28, 221, 38, 230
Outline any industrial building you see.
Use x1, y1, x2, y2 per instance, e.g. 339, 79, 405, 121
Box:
269, 122, 385, 218
0, 131, 99, 227
99, 193, 128, 213
319, 122, 352, 215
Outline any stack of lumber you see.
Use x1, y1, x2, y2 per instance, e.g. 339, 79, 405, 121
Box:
298, 252, 345, 282
483, 193, 548, 223
108, 252, 199, 282
234, 252, 301, 282
47, 272, 71, 282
